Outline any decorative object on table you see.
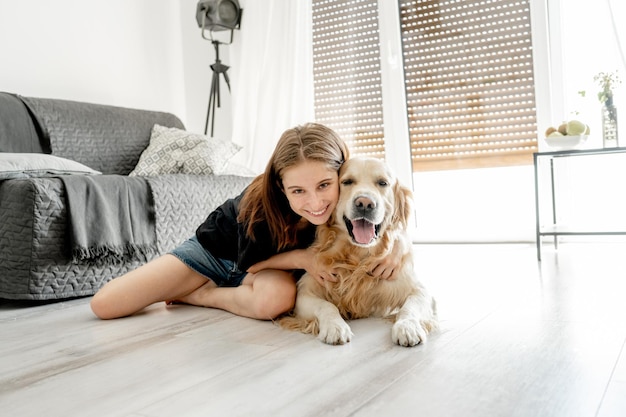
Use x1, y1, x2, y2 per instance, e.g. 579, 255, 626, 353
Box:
195, 0, 243, 136
594, 71, 620, 148
543, 119, 590, 150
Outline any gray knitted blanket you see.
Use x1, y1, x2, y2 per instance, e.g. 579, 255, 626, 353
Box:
60, 175, 157, 264
0, 92, 50, 153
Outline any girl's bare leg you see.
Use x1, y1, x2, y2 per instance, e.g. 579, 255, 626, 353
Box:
90, 254, 208, 319
91, 255, 297, 321
172, 269, 297, 320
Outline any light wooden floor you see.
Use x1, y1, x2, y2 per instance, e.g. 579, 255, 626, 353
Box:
1, 243, 626, 417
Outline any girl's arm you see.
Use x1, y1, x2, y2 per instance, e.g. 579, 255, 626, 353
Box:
247, 248, 338, 285
248, 231, 409, 282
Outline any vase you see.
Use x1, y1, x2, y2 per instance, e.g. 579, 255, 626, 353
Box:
601, 100, 618, 148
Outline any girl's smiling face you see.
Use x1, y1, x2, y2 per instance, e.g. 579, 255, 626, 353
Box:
281, 160, 339, 225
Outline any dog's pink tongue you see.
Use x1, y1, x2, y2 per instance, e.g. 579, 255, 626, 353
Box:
352, 219, 375, 244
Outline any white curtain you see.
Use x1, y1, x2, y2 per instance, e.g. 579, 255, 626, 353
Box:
229, 0, 314, 174
607, 0, 626, 71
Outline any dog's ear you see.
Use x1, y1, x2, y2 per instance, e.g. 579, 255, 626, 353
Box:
327, 207, 339, 227
314, 223, 339, 253
391, 181, 413, 228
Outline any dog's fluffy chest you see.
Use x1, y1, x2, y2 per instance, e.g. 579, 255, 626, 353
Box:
320, 257, 410, 319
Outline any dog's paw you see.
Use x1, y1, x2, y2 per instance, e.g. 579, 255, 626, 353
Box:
317, 318, 353, 345
392, 318, 427, 347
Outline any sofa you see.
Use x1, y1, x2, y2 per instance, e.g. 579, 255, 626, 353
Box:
0, 92, 253, 301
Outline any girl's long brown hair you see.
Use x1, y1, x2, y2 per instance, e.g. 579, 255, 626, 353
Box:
238, 123, 349, 250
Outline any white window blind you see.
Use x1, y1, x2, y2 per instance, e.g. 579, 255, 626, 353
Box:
312, 0, 386, 158
312, 0, 539, 172
400, 0, 538, 170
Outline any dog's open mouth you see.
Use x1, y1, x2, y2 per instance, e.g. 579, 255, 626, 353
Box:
344, 216, 381, 245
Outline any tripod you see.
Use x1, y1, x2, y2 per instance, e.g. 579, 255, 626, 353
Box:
204, 40, 231, 136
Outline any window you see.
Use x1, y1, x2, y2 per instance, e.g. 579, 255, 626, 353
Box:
558, 0, 625, 142
312, 0, 386, 158
400, 0, 538, 171
312, 0, 539, 171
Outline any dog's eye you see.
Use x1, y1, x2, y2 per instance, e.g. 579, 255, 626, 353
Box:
341, 179, 354, 186
378, 180, 389, 187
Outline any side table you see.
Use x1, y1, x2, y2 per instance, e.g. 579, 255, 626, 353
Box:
533, 146, 626, 260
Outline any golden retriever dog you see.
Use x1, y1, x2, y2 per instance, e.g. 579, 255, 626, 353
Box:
279, 157, 437, 346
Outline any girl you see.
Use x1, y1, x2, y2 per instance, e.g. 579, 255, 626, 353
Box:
91, 123, 400, 320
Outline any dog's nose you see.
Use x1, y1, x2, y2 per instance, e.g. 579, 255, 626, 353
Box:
354, 196, 376, 213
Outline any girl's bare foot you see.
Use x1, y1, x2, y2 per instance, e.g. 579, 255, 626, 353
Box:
165, 280, 217, 307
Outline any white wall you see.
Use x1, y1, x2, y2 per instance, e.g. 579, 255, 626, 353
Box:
0, 0, 231, 138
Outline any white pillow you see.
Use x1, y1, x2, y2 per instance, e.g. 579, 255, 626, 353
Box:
129, 125, 242, 176
0, 153, 101, 180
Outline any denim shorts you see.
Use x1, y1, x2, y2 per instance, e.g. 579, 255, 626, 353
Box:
169, 235, 247, 287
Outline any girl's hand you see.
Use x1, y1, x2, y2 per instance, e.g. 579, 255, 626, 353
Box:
369, 236, 407, 280
307, 259, 338, 286
296, 247, 337, 286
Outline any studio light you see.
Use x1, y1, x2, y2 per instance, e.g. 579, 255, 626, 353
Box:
196, 0, 242, 39
195, 0, 243, 137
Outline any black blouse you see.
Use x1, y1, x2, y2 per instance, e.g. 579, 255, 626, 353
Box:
195, 190, 317, 273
